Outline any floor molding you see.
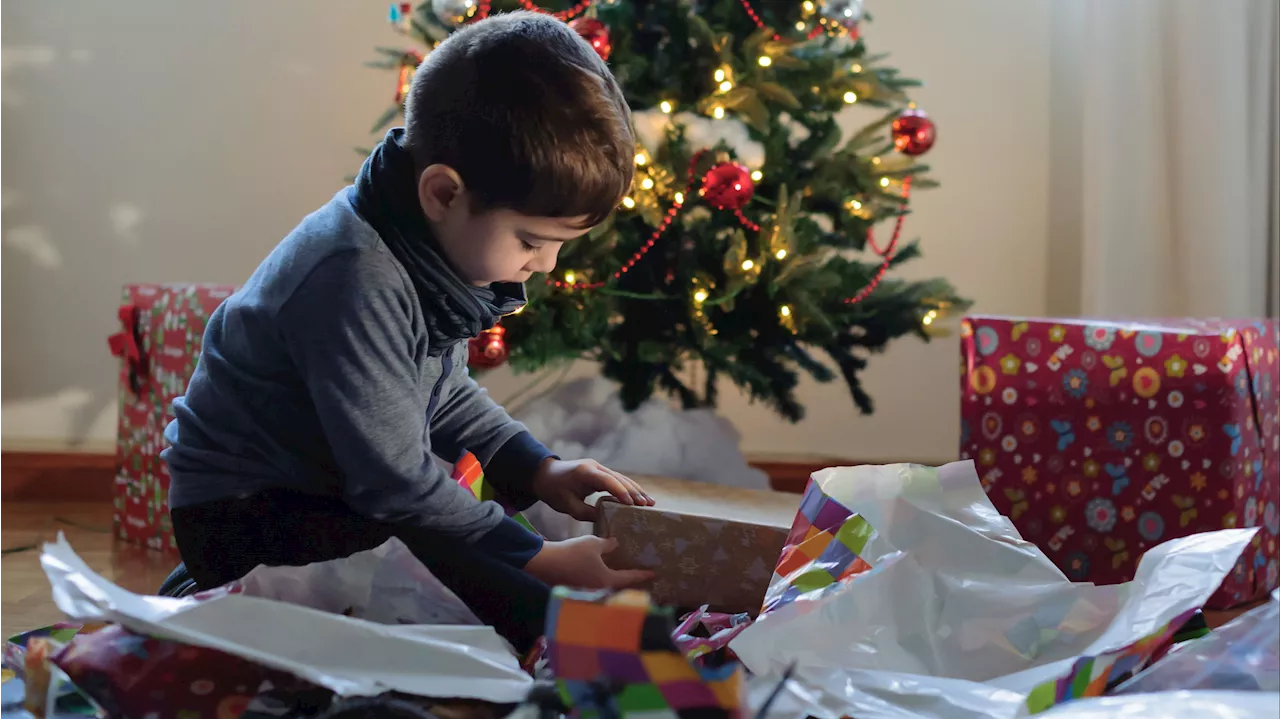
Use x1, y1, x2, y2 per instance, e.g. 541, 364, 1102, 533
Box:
0, 450, 941, 501
2, 451, 116, 502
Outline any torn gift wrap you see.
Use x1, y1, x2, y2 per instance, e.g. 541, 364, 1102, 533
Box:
545, 588, 743, 719
40, 533, 533, 703
455, 450, 540, 536
594, 475, 797, 614
730, 461, 1258, 718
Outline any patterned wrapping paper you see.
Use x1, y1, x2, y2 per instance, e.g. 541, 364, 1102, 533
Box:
111, 284, 236, 552
50, 624, 326, 719
959, 316, 1280, 608
545, 587, 743, 719
453, 451, 539, 536
593, 477, 796, 615
762, 484, 877, 614
3, 622, 93, 679
1022, 608, 1200, 713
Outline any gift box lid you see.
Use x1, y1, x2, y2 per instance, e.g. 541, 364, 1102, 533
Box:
964, 315, 1269, 335
599, 475, 798, 528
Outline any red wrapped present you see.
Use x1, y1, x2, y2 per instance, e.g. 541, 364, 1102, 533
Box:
959, 317, 1279, 609
110, 284, 235, 552
53, 624, 323, 718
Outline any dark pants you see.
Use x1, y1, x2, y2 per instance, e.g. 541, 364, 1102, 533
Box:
170, 489, 550, 653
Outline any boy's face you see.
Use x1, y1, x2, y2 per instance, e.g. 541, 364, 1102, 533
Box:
419, 165, 589, 286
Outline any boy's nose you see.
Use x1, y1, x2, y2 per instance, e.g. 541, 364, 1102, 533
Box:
532, 253, 558, 275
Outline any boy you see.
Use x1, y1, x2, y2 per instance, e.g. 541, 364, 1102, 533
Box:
161, 12, 652, 653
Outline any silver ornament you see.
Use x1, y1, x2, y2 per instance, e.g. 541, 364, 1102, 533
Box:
431, 0, 476, 27
819, 0, 864, 28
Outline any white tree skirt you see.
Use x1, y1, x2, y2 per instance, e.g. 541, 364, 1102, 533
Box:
510, 376, 770, 540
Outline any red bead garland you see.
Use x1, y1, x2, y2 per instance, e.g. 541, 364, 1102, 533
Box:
517, 0, 593, 21
548, 151, 707, 291
845, 177, 912, 305
738, 0, 826, 41
474, 0, 592, 23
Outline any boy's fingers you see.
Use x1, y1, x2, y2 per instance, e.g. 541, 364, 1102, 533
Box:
607, 568, 654, 589
604, 467, 653, 506
591, 467, 635, 505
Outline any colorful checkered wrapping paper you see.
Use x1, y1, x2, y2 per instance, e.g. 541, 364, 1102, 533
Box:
761, 480, 877, 614
545, 587, 743, 719
1023, 607, 1199, 714
452, 451, 539, 536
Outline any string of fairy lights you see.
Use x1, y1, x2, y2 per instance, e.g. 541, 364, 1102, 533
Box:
386, 0, 937, 319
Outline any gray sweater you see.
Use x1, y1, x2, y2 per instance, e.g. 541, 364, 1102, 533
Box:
162, 188, 550, 563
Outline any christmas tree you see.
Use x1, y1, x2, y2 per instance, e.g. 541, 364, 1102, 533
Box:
368, 0, 967, 421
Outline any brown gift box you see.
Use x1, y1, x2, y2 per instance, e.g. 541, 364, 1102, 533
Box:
593, 475, 799, 615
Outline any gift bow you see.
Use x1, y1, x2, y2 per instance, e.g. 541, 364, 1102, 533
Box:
107, 304, 146, 394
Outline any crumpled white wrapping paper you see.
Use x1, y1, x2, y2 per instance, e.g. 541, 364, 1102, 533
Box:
731, 461, 1258, 718
41, 535, 533, 703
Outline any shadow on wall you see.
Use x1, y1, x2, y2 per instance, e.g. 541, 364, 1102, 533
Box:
0, 189, 131, 442
2, 44, 131, 445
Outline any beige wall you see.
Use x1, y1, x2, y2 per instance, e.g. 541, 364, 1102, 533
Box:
1, 0, 1051, 463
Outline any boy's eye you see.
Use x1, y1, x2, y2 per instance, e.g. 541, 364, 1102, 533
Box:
519, 240, 539, 252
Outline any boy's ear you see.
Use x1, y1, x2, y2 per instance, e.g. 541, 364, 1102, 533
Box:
417, 164, 467, 221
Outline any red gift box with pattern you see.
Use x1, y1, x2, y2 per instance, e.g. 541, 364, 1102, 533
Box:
110, 284, 235, 552
959, 316, 1279, 609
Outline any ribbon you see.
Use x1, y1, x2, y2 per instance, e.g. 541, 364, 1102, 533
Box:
107, 304, 146, 394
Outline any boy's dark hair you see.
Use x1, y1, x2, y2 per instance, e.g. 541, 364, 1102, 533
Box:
404, 11, 635, 228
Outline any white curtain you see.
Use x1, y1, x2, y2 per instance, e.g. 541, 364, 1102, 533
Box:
1047, 0, 1279, 319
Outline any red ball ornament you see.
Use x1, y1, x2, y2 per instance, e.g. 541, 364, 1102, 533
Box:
468, 325, 508, 370
700, 162, 755, 210
891, 109, 937, 156
570, 17, 611, 61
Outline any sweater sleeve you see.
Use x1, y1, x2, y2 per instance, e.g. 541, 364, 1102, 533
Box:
429, 358, 556, 511
277, 250, 541, 564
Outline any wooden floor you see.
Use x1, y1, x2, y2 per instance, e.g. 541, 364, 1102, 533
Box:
1, 502, 174, 639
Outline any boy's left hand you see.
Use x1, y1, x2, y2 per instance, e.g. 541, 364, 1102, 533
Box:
531, 458, 654, 521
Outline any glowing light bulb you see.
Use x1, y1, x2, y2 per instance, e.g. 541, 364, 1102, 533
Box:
714, 68, 726, 82
795, 21, 806, 30
880, 177, 891, 187
776, 249, 787, 260
851, 200, 863, 210
694, 289, 708, 303
780, 305, 792, 317
741, 260, 755, 271
641, 177, 655, 190
719, 80, 733, 93
659, 100, 673, 113
851, 63, 862, 73
634, 152, 647, 166
712, 106, 725, 119
922, 314, 934, 326
750, 170, 763, 182
843, 91, 858, 104
622, 196, 636, 208
758, 56, 772, 67
802, 1, 815, 11
872, 156, 881, 164
564, 271, 576, 284
674, 191, 685, 204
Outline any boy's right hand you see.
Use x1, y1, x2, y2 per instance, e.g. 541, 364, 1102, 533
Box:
524, 536, 653, 590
